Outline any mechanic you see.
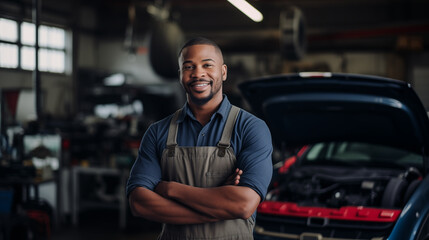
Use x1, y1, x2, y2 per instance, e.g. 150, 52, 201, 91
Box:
126, 37, 273, 239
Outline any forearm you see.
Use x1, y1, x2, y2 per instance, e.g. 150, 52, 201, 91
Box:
129, 187, 218, 224
157, 182, 260, 220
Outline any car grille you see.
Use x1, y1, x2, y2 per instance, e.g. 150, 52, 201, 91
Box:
254, 214, 394, 240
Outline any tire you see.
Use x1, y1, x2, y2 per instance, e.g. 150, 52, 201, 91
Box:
279, 7, 307, 60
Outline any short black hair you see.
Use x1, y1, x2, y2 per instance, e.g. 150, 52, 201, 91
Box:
178, 37, 223, 58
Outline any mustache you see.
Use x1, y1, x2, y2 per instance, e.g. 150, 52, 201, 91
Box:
188, 79, 212, 86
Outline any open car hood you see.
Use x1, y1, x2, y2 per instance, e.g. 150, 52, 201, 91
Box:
239, 73, 429, 155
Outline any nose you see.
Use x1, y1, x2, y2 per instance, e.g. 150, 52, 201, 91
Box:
191, 66, 205, 79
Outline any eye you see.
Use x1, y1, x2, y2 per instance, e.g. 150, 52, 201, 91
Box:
182, 65, 194, 70
203, 63, 213, 68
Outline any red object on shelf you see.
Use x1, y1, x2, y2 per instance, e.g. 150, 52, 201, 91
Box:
27, 209, 51, 239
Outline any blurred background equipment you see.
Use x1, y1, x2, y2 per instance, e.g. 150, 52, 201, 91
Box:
0, 0, 429, 239
149, 20, 185, 79
279, 6, 307, 60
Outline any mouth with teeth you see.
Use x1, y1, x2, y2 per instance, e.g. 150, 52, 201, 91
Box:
189, 80, 212, 92
186, 79, 218, 105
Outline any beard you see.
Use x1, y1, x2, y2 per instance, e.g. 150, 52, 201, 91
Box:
185, 79, 223, 106
189, 91, 214, 106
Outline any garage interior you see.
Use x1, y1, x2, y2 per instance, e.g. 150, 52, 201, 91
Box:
0, 0, 429, 239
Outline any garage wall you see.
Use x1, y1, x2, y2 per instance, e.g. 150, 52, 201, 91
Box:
77, 7, 98, 69
1, 0, 427, 118
411, 53, 429, 111
0, 71, 74, 120
78, 34, 98, 68
0, 48, 423, 120
284, 52, 406, 81
414, 68, 429, 111
0, 4, 95, 120
228, 52, 407, 81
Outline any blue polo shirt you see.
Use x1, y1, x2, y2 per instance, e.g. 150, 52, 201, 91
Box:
126, 96, 273, 202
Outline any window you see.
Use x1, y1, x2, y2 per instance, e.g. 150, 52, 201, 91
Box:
0, 18, 68, 73
0, 18, 18, 42
0, 43, 18, 68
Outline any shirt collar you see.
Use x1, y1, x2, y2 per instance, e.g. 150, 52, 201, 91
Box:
177, 94, 231, 123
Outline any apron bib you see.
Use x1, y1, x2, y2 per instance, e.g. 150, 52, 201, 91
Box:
158, 106, 254, 240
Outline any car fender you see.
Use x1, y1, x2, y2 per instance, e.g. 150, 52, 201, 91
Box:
388, 175, 429, 240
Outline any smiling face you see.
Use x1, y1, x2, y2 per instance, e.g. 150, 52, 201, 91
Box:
178, 44, 227, 107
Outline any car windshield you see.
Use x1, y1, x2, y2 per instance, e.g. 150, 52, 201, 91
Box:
302, 141, 423, 169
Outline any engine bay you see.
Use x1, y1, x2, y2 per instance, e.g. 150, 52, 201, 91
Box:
267, 165, 422, 209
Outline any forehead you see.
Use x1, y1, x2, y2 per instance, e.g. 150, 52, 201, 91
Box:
179, 44, 222, 63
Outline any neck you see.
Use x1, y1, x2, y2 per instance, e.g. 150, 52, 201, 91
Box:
188, 94, 223, 126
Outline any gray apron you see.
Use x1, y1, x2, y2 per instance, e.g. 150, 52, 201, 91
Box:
158, 105, 254, 240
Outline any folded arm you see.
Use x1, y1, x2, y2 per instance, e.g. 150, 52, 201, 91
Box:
129, 186, 219, 224
128, 168, 244, 224
155, 179, 260, 220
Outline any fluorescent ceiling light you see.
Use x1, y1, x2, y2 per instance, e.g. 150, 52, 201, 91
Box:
227, 0, 263, 22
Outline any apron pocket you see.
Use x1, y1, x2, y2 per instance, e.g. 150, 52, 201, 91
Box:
205, 171, 229, 187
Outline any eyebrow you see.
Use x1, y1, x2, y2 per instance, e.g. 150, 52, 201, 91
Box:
202, 58, 215, 62
182, 58, 216, 65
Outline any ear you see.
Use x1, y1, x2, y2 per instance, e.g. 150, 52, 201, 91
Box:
222, 64, 227, 81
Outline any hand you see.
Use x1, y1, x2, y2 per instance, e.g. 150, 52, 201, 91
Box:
224, 168, 243, 186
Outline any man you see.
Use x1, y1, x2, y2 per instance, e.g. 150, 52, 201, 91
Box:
126, 37, 273, 239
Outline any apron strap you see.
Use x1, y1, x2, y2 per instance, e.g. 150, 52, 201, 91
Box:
166, 108, 182, 157
217, 105, 240, 157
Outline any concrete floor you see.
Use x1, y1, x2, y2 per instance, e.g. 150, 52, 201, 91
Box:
51, 209, 162, 240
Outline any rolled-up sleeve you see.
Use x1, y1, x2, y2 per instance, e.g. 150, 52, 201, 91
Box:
236, 113, 273, 201
126, 125, 162, 197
